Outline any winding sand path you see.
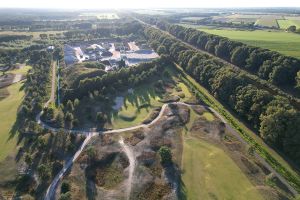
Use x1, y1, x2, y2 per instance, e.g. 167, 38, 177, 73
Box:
119, 137, 135, 199
40, 59, 298, 199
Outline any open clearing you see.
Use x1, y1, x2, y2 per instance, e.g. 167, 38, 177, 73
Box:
182, 138, 263, 200
199, 28, 300, 58
0, 81, 24, 161
110, 85, 163, 129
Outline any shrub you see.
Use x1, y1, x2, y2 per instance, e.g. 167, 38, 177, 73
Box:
158, 146, 172, 165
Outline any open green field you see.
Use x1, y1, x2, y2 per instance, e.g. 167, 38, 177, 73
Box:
110, 79, 193, 129
110, 85, 163, 129
0, 81, 24, 161
182, 137, 263, 200
277, 19, 300, 29
199, 28, 300, 58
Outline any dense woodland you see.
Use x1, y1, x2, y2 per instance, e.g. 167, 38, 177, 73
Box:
10, 50, 84, 197
143, 25, 300, 166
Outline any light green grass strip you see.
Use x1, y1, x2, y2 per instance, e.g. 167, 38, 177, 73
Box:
0, 82, 24, 161
182, 138, 263, 200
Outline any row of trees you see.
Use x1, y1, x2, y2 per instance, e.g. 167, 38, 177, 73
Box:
63, 20, 143, 40
62, 58, 167, 101
148, 19, 300, 92
144, 26, 300, 165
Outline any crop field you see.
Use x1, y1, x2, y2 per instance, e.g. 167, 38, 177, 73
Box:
79, 12, 119, 19
0, 81, 24, 161
212, 14, 258, 24
254, 15, 282, 28
277, 19, 300, 29
182, 138, 263, 200
0, 30, 65, 39
180, 17, 205, 23
199, 28, 300, 58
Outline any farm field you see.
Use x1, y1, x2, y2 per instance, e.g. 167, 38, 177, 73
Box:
0, 30, 65, 39
199, 28, 300, 58
181, 137, 263, 200
79, 12, 119, 19
254, 15, 282, 28
212, 14, 258, 24
0, 81, 25, 161
277, 19, 300, 29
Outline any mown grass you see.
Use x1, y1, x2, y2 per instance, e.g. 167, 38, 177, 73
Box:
182, 138, 263, 200
110, 85, 163, 129
199, 28, 300, 58
173, 63, 300, 193
0, 81, 25, 161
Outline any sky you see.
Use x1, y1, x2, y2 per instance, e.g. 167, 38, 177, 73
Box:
0, 0, 300, 9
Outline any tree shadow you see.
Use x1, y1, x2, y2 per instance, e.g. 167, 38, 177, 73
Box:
163, 162, 187, 200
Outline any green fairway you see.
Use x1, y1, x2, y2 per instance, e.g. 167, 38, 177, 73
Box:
199, 28, 300, 58
110, 85, 163, 129
0, 81, 24, 161
182, 137, 264, 200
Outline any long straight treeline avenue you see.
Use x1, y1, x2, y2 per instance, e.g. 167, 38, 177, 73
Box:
143, 23, 300, 168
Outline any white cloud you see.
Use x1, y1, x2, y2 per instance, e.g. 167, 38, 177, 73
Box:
0, 0, 300, 9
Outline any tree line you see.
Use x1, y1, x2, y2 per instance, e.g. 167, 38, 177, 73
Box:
144, 18, 300, 93
144, 26, 300, 166
62, 57, 167, 102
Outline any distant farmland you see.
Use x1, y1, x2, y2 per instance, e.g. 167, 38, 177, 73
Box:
254, 15, 282, 28
277, 19, 300, 29
199, 28, 300, 58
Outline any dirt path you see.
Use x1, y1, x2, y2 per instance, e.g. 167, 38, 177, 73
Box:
39, 101, 298, 199
119, 137, 135, 200
50, 61, 56, 104
38, 57, 298, 199
44, 132, 97, 200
